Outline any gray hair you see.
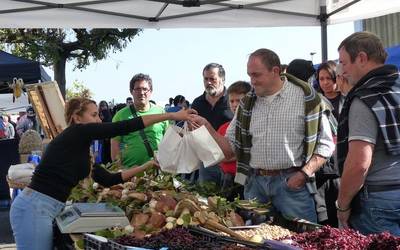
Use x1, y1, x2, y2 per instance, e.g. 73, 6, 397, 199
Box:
203, 63, 225, 83
338, 32, 387, 64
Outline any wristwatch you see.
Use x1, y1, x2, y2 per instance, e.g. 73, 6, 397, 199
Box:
335, 200, 351, 212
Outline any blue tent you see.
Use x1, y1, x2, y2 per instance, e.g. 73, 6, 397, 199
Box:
385, 45, 400, 67
0, 50, 51, 93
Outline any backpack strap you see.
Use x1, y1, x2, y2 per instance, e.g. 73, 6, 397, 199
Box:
129, 105, 154, 158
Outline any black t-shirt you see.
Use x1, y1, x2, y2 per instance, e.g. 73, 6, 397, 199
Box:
191, 90, 233, 130
29, 118, 144, 202
327, 94, 343, 121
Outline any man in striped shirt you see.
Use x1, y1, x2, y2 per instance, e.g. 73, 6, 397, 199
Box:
336, 32, 400, 236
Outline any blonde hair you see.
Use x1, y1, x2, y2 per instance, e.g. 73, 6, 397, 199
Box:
65, 97, 96, 125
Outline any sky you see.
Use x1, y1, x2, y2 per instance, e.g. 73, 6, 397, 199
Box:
58, 22, 355, 106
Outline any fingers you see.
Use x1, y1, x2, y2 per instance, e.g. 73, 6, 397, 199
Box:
340, 220, 349, 229
142, 159, 159, 169
337, 212, 350, 229
153, 161, 160, 169
191, 122, 201, 129
186, 108, 198, 115
187, 120, 201, 129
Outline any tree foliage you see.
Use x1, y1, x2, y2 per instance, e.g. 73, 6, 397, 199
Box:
0, 29, 141, 98
66, 80, 93, 100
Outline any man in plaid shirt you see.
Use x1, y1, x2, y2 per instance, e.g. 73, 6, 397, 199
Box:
190, 49, 335, 222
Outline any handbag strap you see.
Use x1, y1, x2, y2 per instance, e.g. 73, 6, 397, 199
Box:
129, 105, 154, 158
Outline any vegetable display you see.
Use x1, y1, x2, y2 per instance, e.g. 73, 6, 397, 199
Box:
68, 167, 270, 241
69, 164, 400, 249
114, 227, 260, 250
282, 226, 400, 250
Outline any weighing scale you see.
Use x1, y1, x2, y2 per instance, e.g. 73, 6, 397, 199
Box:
55, 203, 129, 233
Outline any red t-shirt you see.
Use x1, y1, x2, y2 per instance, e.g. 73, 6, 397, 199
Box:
217, 122, 236, 175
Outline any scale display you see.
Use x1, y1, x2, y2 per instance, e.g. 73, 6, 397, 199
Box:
56, 203, 129, 233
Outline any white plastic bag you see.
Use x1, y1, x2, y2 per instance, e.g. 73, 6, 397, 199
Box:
157, 124, 200, 174
8, 163, 35, 183
187, 125, 225, 167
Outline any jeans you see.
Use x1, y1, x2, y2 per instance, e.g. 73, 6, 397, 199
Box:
10, 187, 65, 250
221, 173, 244, 201
350, 188, 400, 236
244, 170, 317, 223
198, 163, 223, 188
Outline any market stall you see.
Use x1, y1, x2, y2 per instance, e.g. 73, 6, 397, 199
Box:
4, 81, 399, 249
63, 164, 400, 250
0, 50, 50, 94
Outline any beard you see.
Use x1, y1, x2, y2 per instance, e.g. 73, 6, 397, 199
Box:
344, 75, 357, 86
205, 85, 222, 97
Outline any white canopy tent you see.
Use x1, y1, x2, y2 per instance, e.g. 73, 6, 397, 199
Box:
1, 0, 399, 60
0, 94, 29, 114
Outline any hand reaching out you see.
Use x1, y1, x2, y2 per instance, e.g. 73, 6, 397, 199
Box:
188, 114, 210, 130
172, 108, 198, 121
142, 159, 159, 170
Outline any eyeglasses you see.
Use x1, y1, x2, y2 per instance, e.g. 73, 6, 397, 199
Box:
133, 88, 151, 94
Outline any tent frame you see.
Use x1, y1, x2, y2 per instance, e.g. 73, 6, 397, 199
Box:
0, 0, 379, 61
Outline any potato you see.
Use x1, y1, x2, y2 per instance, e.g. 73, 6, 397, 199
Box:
229, 211, 245, 227
155, 195, 177, 213
131, 213, 150, 227
148, 212, 166, 229
132, 229, 146, 239
106, 190, 122, 199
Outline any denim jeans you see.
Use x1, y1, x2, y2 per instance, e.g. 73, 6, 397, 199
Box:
350, 188, 400, 236
244, 170, 317, 223
221, 173, 244, 201
10, 187, 65, 250
198, 163, 223, 188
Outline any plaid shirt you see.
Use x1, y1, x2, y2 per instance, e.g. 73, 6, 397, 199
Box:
337, 65, 400, 173
226, 78, 335, 184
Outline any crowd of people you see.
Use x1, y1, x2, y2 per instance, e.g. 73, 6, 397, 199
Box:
5, 31, 400, 249
0, 106, 39, 140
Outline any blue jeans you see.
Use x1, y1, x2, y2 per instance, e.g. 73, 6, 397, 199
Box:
244, 170, 317, 223
10, 187, 65, 250
198, 163, 223, 188
350, 188, 400, 236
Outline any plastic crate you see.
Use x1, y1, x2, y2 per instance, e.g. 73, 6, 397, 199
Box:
109, 226, 270, 250
188, 226, 269, 249
109, 240, 152, 250
84, 233, 110, 250
271, 214, 322, 233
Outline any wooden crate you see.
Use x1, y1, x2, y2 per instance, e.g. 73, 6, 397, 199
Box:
26, 81, 66, 139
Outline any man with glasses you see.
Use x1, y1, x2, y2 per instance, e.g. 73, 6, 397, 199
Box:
111, 73, 168, 169
190, 63, 233, 187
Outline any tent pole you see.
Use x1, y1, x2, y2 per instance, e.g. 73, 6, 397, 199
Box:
320, 5, 328, 62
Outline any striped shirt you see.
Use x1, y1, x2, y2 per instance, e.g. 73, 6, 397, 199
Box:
226, 80, 334, 170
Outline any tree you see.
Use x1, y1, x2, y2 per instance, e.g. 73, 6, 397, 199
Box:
0, 29, 141, 98
66, 80, 93, 100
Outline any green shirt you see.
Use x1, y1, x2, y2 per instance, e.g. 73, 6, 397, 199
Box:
112, 104, 168, 168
